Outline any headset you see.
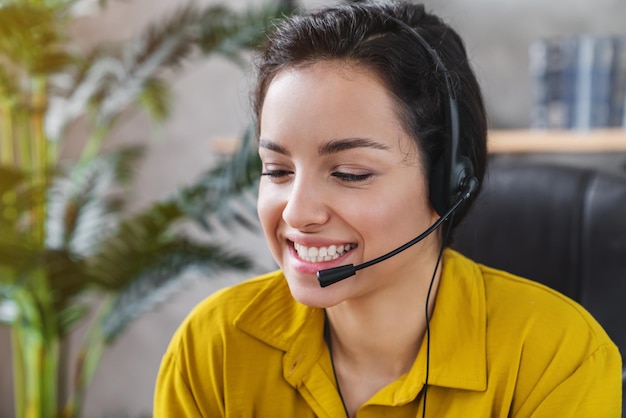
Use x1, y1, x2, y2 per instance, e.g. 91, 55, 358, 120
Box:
386, 16, 478, 216
387, 15, 478, 418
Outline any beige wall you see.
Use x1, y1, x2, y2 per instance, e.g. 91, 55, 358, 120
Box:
1, 0, 625, 416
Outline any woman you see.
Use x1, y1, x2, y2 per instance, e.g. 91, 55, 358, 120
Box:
154, 1, 622, 416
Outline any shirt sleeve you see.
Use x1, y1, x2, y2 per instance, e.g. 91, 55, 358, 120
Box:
153, 351, 206, 418
521, 343, 622, 417
153, 321, 227, 418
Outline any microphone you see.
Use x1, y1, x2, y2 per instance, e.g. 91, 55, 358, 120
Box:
317, 177, 478, 287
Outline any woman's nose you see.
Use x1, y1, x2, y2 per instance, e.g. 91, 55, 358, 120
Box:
281, 177, 330, 230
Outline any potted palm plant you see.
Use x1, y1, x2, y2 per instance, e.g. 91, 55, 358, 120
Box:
0, 0, 291, 417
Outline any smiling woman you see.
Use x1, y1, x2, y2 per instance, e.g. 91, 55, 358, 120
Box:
153, 1, 622, 417
256, 62, 437, 309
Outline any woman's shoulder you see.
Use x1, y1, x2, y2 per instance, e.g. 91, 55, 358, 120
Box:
184, 270, 287, 327
443, 252, 621, 416
458, 251, 615, 359
165, 269, 318, 357
162, 270, 292, 362
481, 263, 605, 338
445, 249, 614, 348
451, 253, 604, 334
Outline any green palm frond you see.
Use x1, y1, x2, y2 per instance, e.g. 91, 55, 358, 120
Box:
122, 3, 203, 72
0, 238, 91, 334
46, 146, 144, 255
44, 50, 122, 143
179, 126, 262, 232
65, 134, 261, 348
56, 300, 89, 334
0, 232, 91, 332
0, 166, 53, 233
45, 2, 291, 153
80, 197, 252, 341
0, 278, 40, 328
137, 76, 171, 122
0, 228, 37, 282
95, 1, 294, 125
88, 4, 218, 127
45, 4, 196, 144
43, 249, 93, 330
196, 3, 288, 64
100, 239, 251, 341
85, 201, 186, 289
0, 3, 74, 75
0, 169, 21, 233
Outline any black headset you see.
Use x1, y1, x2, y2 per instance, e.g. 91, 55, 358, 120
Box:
386, 16, 479, 216
386, 15, 479, 418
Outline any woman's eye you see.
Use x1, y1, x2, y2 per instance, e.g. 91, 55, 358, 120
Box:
261, 169, 292, 179
332, 172, 373, 182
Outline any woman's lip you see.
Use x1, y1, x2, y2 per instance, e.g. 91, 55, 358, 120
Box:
286, 237, 354, 247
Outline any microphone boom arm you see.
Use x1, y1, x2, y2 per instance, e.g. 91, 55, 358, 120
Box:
317, 184, 474, 287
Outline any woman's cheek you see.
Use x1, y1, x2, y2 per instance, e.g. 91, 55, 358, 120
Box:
257, 185, 285, 252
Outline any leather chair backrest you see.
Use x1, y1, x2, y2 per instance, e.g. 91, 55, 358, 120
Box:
452, 158, 626, 403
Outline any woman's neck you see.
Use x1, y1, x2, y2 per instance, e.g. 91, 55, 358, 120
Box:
325, 290, 432, 374
324, 261, 442, 416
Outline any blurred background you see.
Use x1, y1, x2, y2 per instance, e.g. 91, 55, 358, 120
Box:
0, 0, 624, 417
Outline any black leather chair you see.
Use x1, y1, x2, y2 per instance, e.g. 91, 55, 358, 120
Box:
452, 157, 626, 411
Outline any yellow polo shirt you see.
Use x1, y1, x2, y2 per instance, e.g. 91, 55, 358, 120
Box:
154, 249, 622, 417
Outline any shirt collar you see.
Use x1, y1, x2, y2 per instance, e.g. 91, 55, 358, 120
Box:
234, 249, 487, 394
422, 249, 487, 391
233, 272, 326, 386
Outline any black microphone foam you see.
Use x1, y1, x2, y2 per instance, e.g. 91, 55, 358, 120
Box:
317, 264, 357, 287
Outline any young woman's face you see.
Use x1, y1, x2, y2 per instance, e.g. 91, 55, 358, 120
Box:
257, 61, 441, 307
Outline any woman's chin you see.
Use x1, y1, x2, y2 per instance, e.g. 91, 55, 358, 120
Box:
284, 274, 344, 308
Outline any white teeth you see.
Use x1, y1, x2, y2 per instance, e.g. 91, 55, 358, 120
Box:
293, 242, 354, 263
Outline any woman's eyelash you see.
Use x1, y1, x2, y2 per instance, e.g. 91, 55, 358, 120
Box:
261, 169, 291, 178
332, 172, 373, 182
261, 170, 372, 182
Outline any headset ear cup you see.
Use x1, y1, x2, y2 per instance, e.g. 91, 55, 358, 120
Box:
429, 155, 448, 216
386, 15, 479, 222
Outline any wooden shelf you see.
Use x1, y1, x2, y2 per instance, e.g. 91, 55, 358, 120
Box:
488, 129, 626, 154
213, 129, 626, 155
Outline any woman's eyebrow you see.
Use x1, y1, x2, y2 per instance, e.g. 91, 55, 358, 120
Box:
259, 138, 290, 156
258, 137, 390, 156
318, 137, 390, 155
